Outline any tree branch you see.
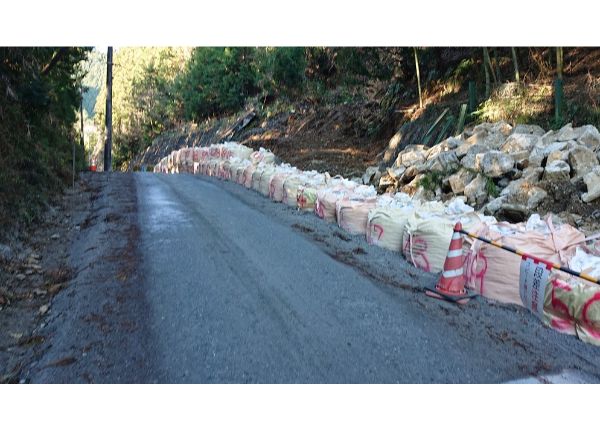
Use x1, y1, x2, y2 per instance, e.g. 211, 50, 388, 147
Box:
41, 48, 68, 75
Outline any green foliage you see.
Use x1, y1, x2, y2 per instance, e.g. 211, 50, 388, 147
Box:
485, 177, 500, 198
94, 47, 190, 169
418, 170, 445, 192
0, 47, 90, 226
177, 48, 257, 122
336, 48, 395, 83
271, 48, 306, 91
81, 49, 106, 117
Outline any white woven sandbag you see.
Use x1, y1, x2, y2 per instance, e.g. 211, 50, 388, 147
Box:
297, 185, 321, 211
217, 160, 228, 179
296, 173, 330, 211
251, 148, 276, 165
570, 247, 600, 279
208, 159, 219, 177
367, 204, 417, 252
237, 145, 254, 160
336, 197, 378, 236
259, 166, 277, 196
227, 158, 241, 180
402, 211, 456, 273
208, 144, 221, 159
464, 218, 585, 305
282, 174, 306, 207
252, 165, 266, 191
232, 159, 251, 184
315, 184, 357, 222
269, 166, 298, 201
242, 164, 256, 188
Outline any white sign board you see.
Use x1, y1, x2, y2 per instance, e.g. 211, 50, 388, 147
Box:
519, 257, 550, 319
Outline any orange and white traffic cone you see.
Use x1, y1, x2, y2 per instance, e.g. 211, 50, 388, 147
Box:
425, 222, 476, 304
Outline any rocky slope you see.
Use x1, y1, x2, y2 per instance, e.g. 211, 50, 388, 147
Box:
374, 122, 600, 234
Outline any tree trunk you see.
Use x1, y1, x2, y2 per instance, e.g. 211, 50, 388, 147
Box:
511, 47, 520, 83
556, 47, 563, 80
483, 47, 497, 85
414, 47, 423, 109
492, 48, 502, 83
79, 85, 85, 151
483, 48, 490, 98
104, 47, 113, 172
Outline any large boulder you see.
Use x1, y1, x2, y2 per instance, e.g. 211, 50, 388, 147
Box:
512, 124, 546, 136
484, 195, 508, 214
472, 121, 513, 137
528, 140, 570, 168
362, 166, 382, 185
464, 174, 489, 206
387, 165, 406, 180
455, 142, 491, 158
501, 133, 541, 153
463, 128, 506, 150
501, 133, 541, 169
402, 174, 425, 195
528, 145, 546, 167
426, 142, 451, 160
481, 151, 515, 178
555, 123, 579, 141
397, 145, 427, 167
512, 150, 531, 169
401, 165, 419, 183
500, 179, 547, 210
444, 137, 463, 150
378, 173, 397, 189
460, 153, 480, 171
543, 160, 571, 183
576, 125, 600, 150
546, 150, 569, 164
568, 146, 599, 178
426, 151, 460, 172
447, 168, 475, 194
582, 166, 600, 203
521, 166, 544, 183
542, 140, 570, 155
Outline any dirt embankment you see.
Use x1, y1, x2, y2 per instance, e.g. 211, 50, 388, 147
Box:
135, 101, 397, 178
1, 184, 82, 382
1, 173, 149, 383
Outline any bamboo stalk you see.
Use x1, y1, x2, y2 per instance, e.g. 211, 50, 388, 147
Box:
413, 47, 423, 109
511, 47, 520, 83
483, 48, 491, 98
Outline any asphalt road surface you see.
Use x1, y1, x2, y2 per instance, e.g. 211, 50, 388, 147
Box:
26, 173, 600, 383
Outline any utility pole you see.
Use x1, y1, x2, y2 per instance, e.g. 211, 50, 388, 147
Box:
80, 85, 85, 153
104, 47, 113, 172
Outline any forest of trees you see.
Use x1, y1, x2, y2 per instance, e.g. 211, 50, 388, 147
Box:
0, 47, 89, 225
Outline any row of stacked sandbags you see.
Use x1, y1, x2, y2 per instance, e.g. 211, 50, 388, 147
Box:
154, 142, 600, 346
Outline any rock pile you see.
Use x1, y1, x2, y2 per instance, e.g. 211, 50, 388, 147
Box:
375, 122, 600, 223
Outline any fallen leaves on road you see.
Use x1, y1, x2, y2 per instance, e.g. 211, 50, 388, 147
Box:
43, 356, 77, 368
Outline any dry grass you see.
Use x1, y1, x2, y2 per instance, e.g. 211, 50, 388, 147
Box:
475, 82, 554, 125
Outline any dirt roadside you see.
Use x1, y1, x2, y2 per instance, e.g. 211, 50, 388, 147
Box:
1, 182, 83, 382
1, 173, 151, 383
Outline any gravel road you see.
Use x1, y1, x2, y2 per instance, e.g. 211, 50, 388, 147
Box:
25, 172, 600, 383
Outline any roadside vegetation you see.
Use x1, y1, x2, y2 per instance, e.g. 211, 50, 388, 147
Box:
0, 48, 89, 229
